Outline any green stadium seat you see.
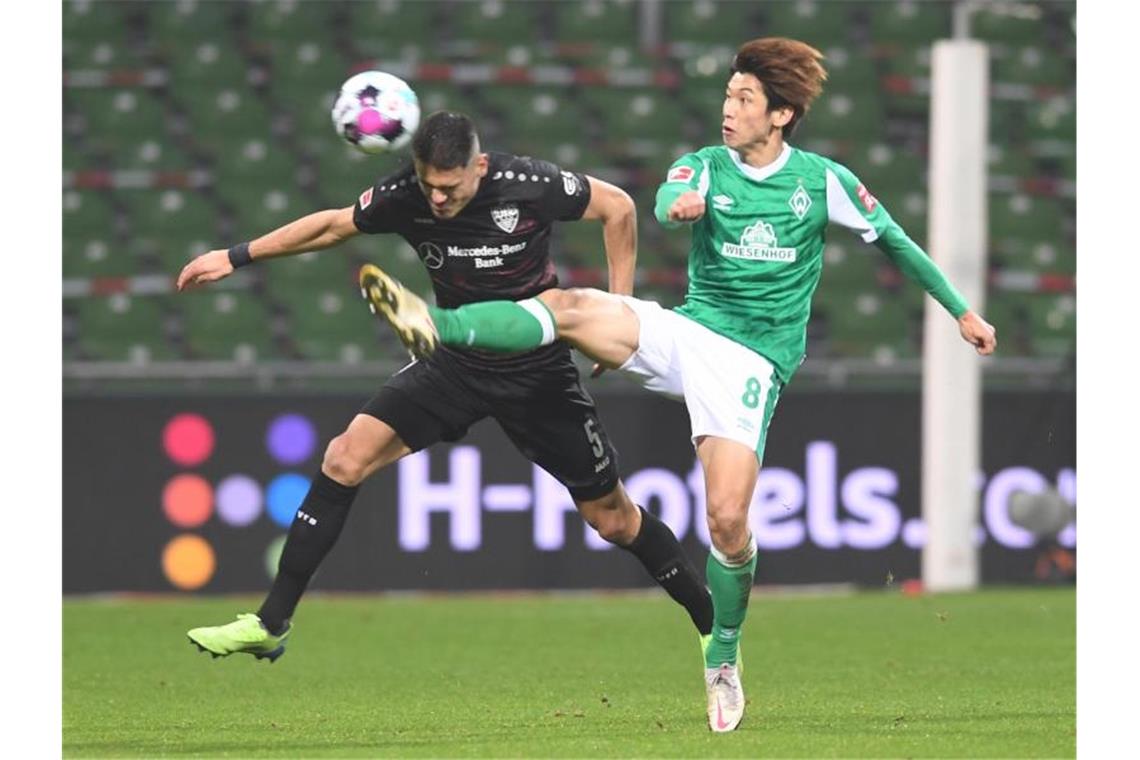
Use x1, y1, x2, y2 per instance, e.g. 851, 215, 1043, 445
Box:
798, 88, 885, 143
551, 219, 609, 269
179, 290, 279, 361
63, 190, 118, 238
181, 86, 276, 154
480, 86, 590, 146
224, 187, 311, 240
555, 0, 638, 43
822, 290, 913, 361
447, 0, 541, 44
580, 88, 687, 143
664, 1, 759, 44
877, 190, 928, 248
989, 193, 1064, 244
68, 89, 169, 147
263, 40, 352, 96
1025, 96, 1075, 143
868, 0, 953, 48
758, 1, 855, 48
1024, 293, 1075, 358
992, 45, 1073, 88
987, 144, 1036, 183
120, 190, 219, 276
164, 38, 249, 87
817, 237, 881, 291
979, 291, 1032, 357
262, 250, 357, 300
246, 0, 339, 42
210, 136, 300, 195
415, 83, 481, 120
63, 0, 131, 40
851, 143, 926, 194
73, 294, 178, 362
971, 7, 1048, 46
145, 0, 237, 39
288, 288, 385, 363
313, 143, 403, 208
679, 79, 728, 126
63, 36, 148, 70
347, 0, 437, 53
821, 46, 880, 98
64, 236, 135, 280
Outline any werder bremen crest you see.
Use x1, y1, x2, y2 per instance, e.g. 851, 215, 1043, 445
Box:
721, 219, 797, 262
491, 204, 519, 233
789, 184, 812, 220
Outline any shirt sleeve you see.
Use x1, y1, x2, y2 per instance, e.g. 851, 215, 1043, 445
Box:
654, 153, 709, 228
823, 159, 971, 319
524, 157, 592, 222
352, 180, 402, 235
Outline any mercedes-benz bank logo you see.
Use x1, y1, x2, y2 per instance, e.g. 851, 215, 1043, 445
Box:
418, 241, 444, 270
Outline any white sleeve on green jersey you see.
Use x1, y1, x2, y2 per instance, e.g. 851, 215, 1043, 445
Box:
824, 162, 889, 242
823, 158, 970, 318
655, 153, 710, 227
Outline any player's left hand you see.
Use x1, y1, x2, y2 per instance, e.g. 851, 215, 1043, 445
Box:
177, 249, 234, 292
958, 311, 997, 355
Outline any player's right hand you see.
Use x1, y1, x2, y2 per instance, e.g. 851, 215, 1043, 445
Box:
667, 191, 706, 223
176, 249, 234, 292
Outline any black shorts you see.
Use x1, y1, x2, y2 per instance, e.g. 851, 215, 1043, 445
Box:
360, 346, 620, 502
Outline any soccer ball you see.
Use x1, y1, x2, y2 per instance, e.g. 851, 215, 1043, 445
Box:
331, 71, 420, 154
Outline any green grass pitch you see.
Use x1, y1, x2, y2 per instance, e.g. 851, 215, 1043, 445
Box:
63, 587, 1074, 757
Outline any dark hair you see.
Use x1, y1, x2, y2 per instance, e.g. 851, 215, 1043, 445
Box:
731, 38, 827, 136
411, 111, 479, 169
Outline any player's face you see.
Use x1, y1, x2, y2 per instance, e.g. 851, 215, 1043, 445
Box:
415, 153, 489, 219
721, 72, 792, 151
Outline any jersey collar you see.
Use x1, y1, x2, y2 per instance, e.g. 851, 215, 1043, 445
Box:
726, 143, 792, 183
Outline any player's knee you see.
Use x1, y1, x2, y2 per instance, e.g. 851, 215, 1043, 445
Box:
321, 434, 369, 487
705, 496, 749, 551
540, 288, 596, 332
578, 493, 638, 545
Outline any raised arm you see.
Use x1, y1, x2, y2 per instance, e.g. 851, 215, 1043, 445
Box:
580, 175, 638, 296
176, 205, 360, 291
822, 160, 997, 355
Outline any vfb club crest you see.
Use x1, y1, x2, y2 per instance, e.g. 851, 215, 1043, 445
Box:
491, 204, 519, 233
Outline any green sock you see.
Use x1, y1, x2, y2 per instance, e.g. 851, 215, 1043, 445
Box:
704, 538, 758, 668
429, 298, 555, 353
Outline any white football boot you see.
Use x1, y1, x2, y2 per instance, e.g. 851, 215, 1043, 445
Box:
705, 662, 745, 732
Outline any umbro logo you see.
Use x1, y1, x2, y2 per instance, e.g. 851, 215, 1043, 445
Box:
712, 194, 734, 209
297, 510, 317, 526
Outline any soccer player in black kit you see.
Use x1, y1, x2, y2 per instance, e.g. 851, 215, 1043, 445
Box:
178, 111, 713, 661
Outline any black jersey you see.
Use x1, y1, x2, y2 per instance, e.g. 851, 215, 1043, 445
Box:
352, 152, 593, 371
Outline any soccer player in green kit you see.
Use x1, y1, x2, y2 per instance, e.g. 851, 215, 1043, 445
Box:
361, 38, 997, 732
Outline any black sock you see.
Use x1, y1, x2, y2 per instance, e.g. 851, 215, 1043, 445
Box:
622, 506, 714, 636
257, 472, 358, 635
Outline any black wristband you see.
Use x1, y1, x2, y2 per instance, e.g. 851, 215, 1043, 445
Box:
227, 242, 253, 269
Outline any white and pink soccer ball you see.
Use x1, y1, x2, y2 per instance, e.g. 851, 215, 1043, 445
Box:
331, 71, 420, 154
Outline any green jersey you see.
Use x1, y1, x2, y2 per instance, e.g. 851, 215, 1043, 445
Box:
654, 144, 970, 384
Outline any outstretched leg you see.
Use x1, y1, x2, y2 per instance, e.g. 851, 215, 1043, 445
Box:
360, 263, 639, 366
